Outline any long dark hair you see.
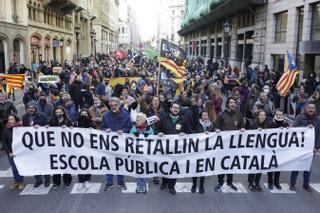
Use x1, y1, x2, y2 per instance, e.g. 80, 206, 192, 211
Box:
3, 113, 20, 125
52, 106, 69, 121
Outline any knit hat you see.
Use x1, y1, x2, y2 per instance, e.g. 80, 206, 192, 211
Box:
26, 100, 39, 111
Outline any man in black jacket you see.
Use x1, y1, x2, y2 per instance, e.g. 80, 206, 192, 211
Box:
157, 102, 192, 195
22, 100, 50, 188
214, 97, 245, 192
290, 101, 320, 192
69, 75, 85, 112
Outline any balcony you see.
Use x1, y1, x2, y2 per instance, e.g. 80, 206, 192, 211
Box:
47, 0, 79, 14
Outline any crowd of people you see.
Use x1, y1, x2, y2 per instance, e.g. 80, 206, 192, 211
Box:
0, 53, 320, 195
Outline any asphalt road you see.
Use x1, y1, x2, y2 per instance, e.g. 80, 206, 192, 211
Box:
0, 154, 320, 213
1, 92, 320, 213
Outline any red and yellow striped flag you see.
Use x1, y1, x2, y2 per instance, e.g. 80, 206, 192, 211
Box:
276, 50, 299, 96
0, 74, 24, 94
160, 57, 186, 78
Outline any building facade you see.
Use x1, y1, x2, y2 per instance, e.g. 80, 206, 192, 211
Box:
27, 0, 76, 65
179, 0, 267, 71
157, 0, 184, 46
0, 0, 28, 72
168, 0, 184, 46
74, 0, 96, 58
107, 0, 119, 53
118, 0, 131, 48
93, 0, 119, 54
265, 0, 320, 78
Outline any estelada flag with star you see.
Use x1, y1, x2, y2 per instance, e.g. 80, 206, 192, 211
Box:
276, 50, 299, 96
160, 39, 187, 78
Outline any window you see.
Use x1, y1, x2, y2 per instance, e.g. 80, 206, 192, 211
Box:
272, 54, 285, 73
196, 41, 199, 55
275, 11, 288, 43
217, 37, 222, 58
312, 3, 320, 40
210, 39, 215, 58
237, 11, 255, 28
200, 40, 207, 56
28, 7, 32, 19
33, 8, 36, 21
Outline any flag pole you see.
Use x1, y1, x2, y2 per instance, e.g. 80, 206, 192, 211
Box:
156, 40, 161, 96
156, 57, 161, 96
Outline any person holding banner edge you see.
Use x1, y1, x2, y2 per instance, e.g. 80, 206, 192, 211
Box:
49, 106, 73, 189
130, 112, 155, 193
290, 101, 320, 192
214, 97, 245, 192
267, 108, 289, 190
157, 101, 193, 195
76, 109, 95, 191
1, 114, 25, 190
101, 97, 132, 191
22, 100, 50, 188
192, 111, 215, 194
247, 109, 269, 192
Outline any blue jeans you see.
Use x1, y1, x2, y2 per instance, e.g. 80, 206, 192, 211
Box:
7, 155, 23, 183
290, 171, 311, 185
106, 174, 124, 185
136, 178, 147, 188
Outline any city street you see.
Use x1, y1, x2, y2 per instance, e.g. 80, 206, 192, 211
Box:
2, 0, 320, 213
0, 144, 320, 213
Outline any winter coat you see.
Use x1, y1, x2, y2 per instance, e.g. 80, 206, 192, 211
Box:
49, 117, 73, 127
63, 102, 78, 123
100, 109, 132, 133
88, 106, 108, 129
215, 110, 245, 131
37, 101, 53, 121
69, 82, 85, 105
294, 113, 320, 149
194, 120, 214, 133
0, 101, 17, 123
22, 112, 47, 126
157, 113, 193, 135
2, 127, 13, 154
130, 125, 154, 137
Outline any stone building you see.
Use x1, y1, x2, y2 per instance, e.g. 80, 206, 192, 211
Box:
0, 0, 29, 72
74, 0, 96, 58
265, 0, 320, 78
93, 0, 120, 54
27, 0, 76, 65
178, 0, 267, 71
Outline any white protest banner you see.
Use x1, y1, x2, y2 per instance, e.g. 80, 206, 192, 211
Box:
37, 75, 60, 84
12, 127, 314, 178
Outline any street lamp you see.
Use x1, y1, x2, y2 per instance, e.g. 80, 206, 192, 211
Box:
224, 20, 231, 66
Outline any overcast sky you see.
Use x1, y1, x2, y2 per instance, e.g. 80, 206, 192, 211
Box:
128, 0, 159, 41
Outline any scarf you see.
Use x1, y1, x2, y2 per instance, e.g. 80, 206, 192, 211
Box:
137, 123, 147, 132
6, 121, 22, 128
199, 119, 212, 130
